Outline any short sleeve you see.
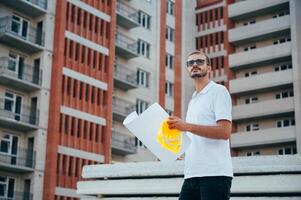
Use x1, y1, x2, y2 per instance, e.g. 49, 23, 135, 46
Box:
214, 87, 232, 122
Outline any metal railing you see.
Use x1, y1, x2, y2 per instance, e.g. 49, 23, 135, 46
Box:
0, 57, 42, 86
116, 1, 139, 23
0, 16, 45, 46
0, 147, 36, 169
0, 98, 39, 126
112, 97, 136, 117
0, 191, 33, 200
25, 0, 47, 10
111, 131, 137, 153
114, 63, 137, 85
115, 32, 138, 54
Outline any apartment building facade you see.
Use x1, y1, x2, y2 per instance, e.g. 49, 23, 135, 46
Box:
111, 0, 184, 162
228, 0, 301, 156
43, 0, 115, 199
0, 0, 54, 199
195, 0, 301, 157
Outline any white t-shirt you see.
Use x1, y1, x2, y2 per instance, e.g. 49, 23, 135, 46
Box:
184, 81, 233, 179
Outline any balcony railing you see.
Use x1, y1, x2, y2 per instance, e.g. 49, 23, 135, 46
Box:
0, 147, 36, 169
0, 16, 45, 53
111, 131, 137, 155
231, 126, 296, 148
25, 0, 47, 10
112, 97, 135, 121
115, 32, 138, 59
229, 69, 293, 95
0, 191, 33, 200
0, 98, 39, 128
116, 1, 139, 29
1, 0, 47, 17
114, 63, 138, 90
0, 57, 42, 91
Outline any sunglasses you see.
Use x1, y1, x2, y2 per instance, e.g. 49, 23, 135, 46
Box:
186, 59, 206, 67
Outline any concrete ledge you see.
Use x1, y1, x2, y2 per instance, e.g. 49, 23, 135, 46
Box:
77, 155, 301, 199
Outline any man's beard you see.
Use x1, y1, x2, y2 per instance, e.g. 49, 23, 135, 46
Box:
190, 70, 207, 79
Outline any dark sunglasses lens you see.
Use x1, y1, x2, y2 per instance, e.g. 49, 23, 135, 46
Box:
196, 59, 205, 65
187, 59, 205, 67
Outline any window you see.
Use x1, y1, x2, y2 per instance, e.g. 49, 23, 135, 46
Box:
272, 10, 290, 18
166, 26, 174, 42
138, 39, 150, 58
166, 53, 174, 69
243, 44, 256, 51
278, 146, 297, 155
246, 123, 259, 132
8, 52, 25, 75
246, 151, 260, 156
136, 99, 148, 115
135, 137, 144, 148
138, 11, 151, 29
11, 15, 29, 39
166, 0, 174, 15
0, 176, 15, 198
4, 91, 22, 121
276, 118, 295, 128
274, 63, 292, 71
273, 37, 291, 45
245, 96, 258, 104
165, 81, 173, 97
243, 19, 256, 26
137, 69, 149, 87
0, 135, 11, 154
244, 71, 257, 77
275, 90, 294, 99
0, 134, 18, 166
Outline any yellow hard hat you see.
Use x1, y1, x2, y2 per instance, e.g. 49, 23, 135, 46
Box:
156, 118, 183, 153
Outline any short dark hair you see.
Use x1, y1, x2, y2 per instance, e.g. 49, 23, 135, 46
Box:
187, 50, 211, 66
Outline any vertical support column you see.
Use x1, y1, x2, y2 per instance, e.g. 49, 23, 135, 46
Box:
174, 0, 182, 117
43, 0, 67, 199
159, 0, 167, 108
290, 0, 301, 153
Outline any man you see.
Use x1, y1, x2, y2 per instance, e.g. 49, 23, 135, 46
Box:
167, 50, 233, 200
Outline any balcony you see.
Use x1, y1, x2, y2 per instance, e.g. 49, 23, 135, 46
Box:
231, 126, 296, 148
111, 131, 137, 155
0, 147, 35, 173
0, 57, 42, 92
1, 191, 33, 200
229, 16, 290, 45
0, 0, 47, 17
114, 63, 138, 90
115, 32, 138, 59
229, 42, 291, 70
232, 97, 294, 121
112, 97, 135, 122
0, 16, 45, 54
229, 70, 293, 95
228, 0, 289, 20
116, 1, 139, 29
0, 98, 39, 131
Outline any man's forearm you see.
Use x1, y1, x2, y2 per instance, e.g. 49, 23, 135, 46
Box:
185, 123, 230, 140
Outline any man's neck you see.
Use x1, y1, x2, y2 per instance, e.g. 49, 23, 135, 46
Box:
194, 77, 210, 92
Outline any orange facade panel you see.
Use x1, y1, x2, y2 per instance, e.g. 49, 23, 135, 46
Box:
44, 0, 115, 199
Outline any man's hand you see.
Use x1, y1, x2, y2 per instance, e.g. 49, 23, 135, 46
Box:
167, 116, 188, 131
